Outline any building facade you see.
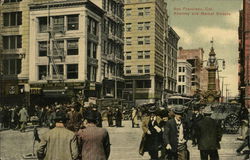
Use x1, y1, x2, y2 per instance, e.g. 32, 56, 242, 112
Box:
164, 26, 179, 99
178, 47, 204, 96
92, 0, 125, 100
0, 0, 31, 105
29, 0, 105, 104
177, 59, 192, 96
238, 0, 250, 107
0, 0, 125, 106
123, 0, 168, 105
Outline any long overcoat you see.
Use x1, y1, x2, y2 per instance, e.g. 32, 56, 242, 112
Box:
139, 116, 162, 155
194, 116, 222, 150
37, 126, 79, 160
18, 108, 29, 122
77, 124, 110, 160
132, 109, 139, 125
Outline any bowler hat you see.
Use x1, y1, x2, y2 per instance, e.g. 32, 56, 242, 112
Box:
148, 106, 158, 113
173, 106, 185, 115
53, 111, 68, 122
84, 110, 97, 122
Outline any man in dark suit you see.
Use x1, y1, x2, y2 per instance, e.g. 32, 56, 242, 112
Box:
194, 109, 222, 160
163, 106, 189, 160
91, 105, 103, 127
190, 104, 203, 146
107, 107, 113, 127
140, 106, 162, 160
77, 109, 110, 160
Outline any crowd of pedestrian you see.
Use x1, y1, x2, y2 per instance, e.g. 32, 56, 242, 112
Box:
0, 105, 28, 131
0, 102, 126, 132
138, 104, 250, 160
36, 107, 110, 160
0, 102, 249, 160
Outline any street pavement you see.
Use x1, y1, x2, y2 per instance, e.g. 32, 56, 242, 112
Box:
0, 121, 247, 160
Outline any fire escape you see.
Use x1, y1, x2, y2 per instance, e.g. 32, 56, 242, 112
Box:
46, 7, 65, 83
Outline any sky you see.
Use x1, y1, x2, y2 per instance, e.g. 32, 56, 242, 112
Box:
165, 0, 243, 97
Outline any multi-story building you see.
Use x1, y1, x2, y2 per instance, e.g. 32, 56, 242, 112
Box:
178, 47, 204, 96
164, 26, 179, 99
0, 0, 31, 105
29, 0, 105, 104
238, 0, 250, 107
177, 59, 192, 96
123, 0, 168, 105
92, 0, 125, 100
0, 0, 124, 106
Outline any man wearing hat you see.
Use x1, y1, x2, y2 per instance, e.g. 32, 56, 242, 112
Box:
190, 104, 203, 146
18, 106, 29, 132
66, 105, 83, 132
77, 109, 110, 160
37, 110, 79, 160
163, 106, 189, 160
91, 104, 102, 127
193, 108, 222, 160
139, 105, 162, 160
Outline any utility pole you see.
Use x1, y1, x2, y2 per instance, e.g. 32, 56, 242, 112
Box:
225, 84, 230, 103
220, 76, 226, 102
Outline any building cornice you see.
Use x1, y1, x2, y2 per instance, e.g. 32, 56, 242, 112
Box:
29, 0, 105, 16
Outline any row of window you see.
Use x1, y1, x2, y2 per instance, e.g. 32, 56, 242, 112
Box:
125, 36, 150, 46
4, 61, 96, 81
125, 7, 151, 16
125, 65, 150, 74
87, 41, 98, 59
39, 39, 78, 57
38, 64, 78, 80
125, 51, 150, 60
87, 17, 99, 36
103, 40, 123, 55
3, 12, 22, 26
38, 15, 79, 33
178, 85, 187, 94
103, 0, 123, 18
103, 19, 123, 38
125, 22, 150, 32
103, 63, 123, 78
3, 35, 22, 49
87, 65, 97, 82
178, 67, 186, 73
2, 59, 21, 75
178, 75, 186, 82
125, 80, 151, 89
3, 0, 22, 3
